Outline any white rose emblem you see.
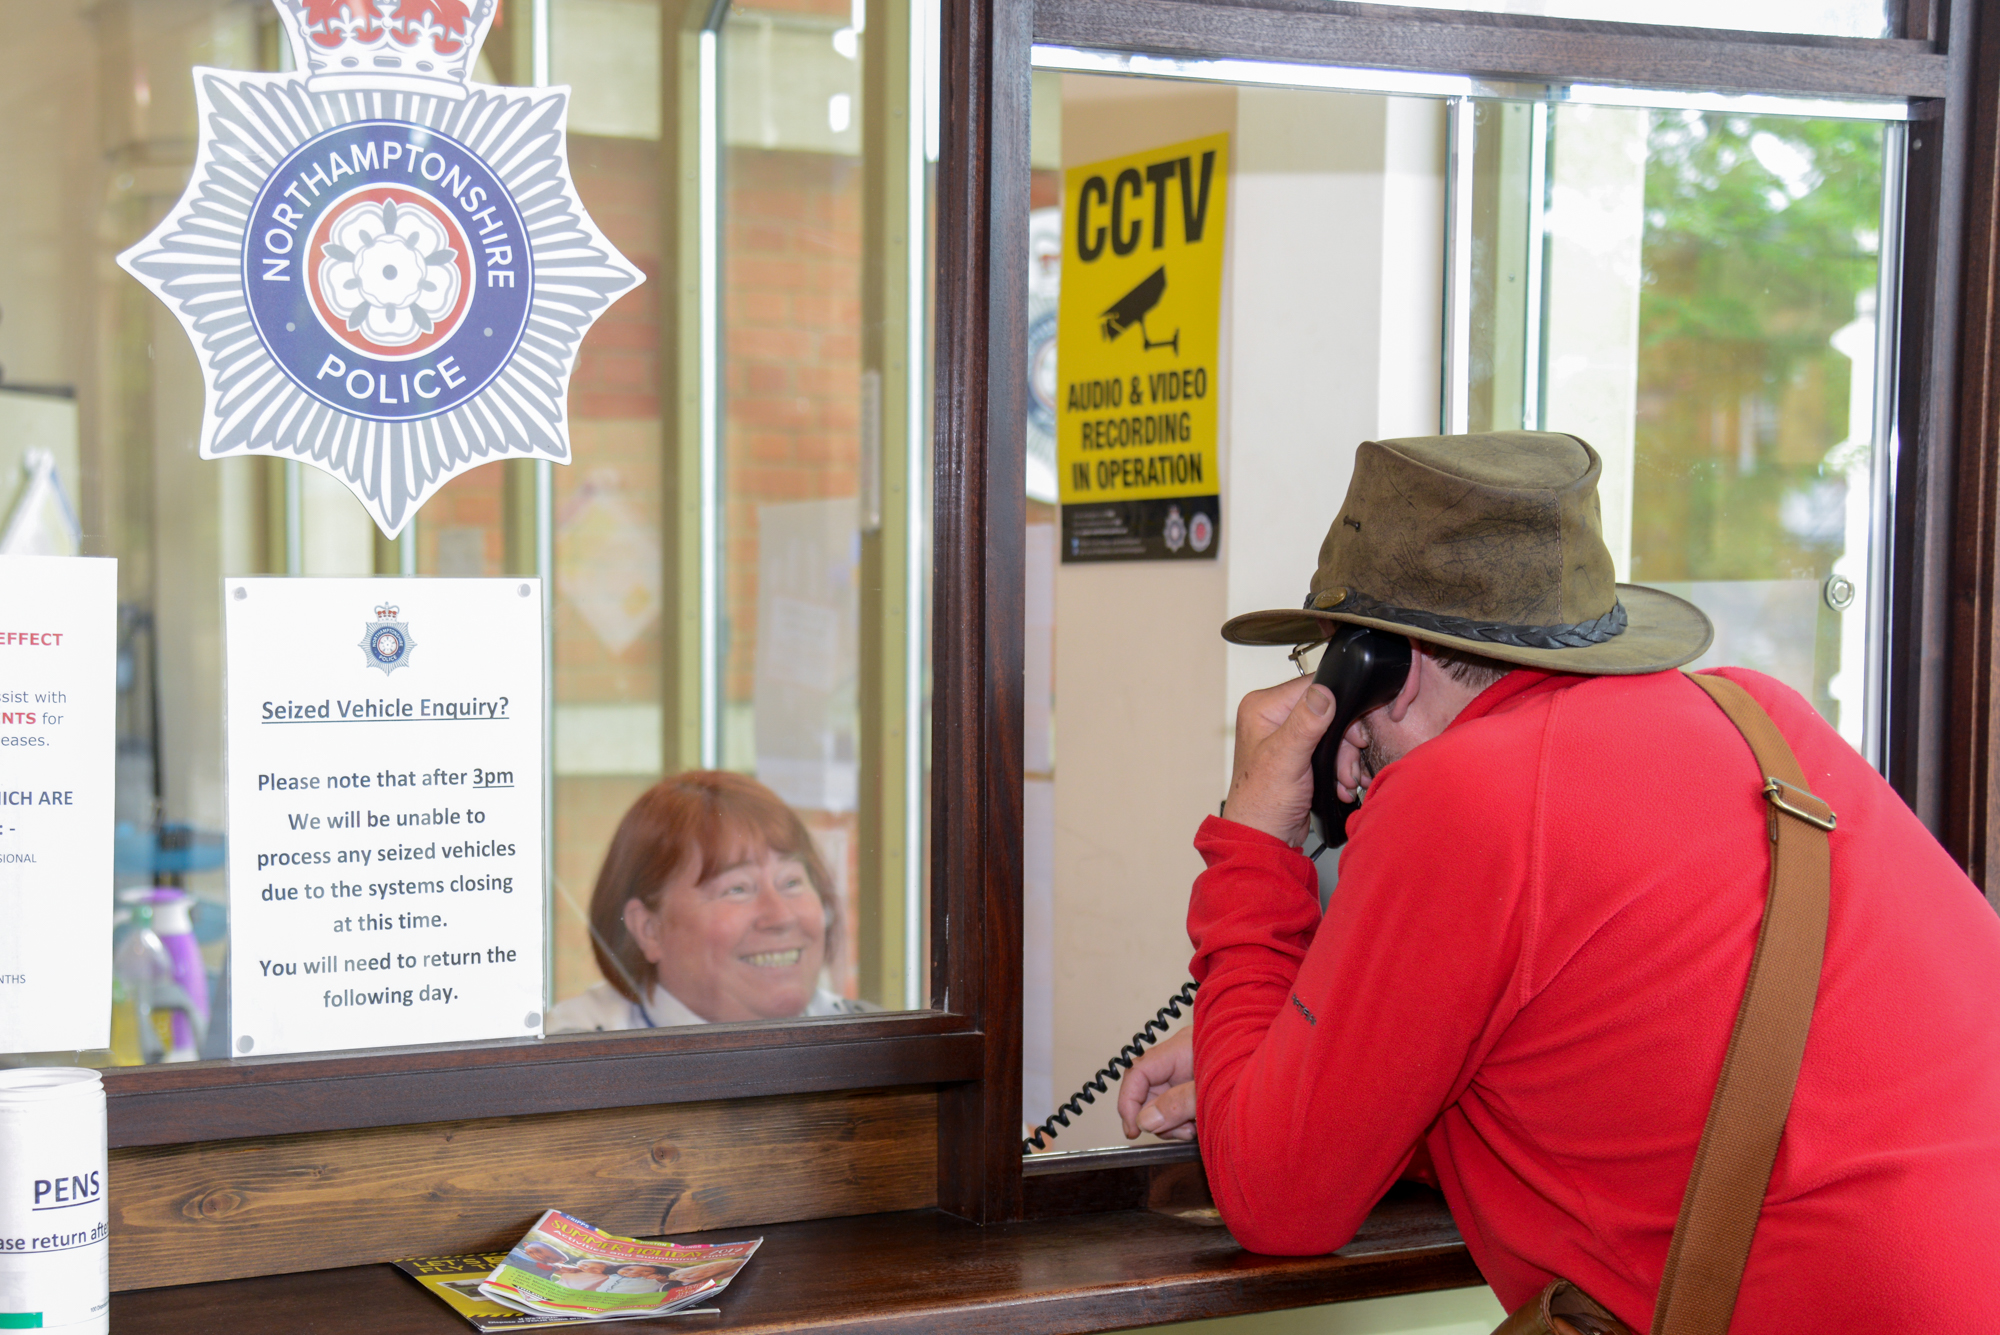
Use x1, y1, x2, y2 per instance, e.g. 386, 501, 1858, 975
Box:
317, 196, 463, 348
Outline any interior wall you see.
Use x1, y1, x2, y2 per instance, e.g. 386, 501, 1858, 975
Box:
1221, 90, 1445, 787
1046, 75, 1238, 1150
1043, 79, 1446, 1153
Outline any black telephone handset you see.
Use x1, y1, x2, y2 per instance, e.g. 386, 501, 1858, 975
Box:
1307, 624, 1414, 850
1021, 625, 1415, 1153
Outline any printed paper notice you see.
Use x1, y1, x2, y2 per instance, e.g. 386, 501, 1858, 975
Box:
225, 578, 544, 1058
1056, 133, 1228, 563
0, 556, 114, 1053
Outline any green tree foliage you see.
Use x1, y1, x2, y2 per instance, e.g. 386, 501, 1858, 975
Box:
1631, 110, 1882, 587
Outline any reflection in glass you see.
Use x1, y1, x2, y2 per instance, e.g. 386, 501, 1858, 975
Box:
1630, 111, 1887, 753
539, 0, 934, 1025
1028, 74, 1450, 1151
0, 0, 932, 1065
1476, 101, 1892, 756
1027, 69, 1901, 1154
0, 0, 295, 1068
715, 2, 873, 1007
1360, 0, 1891, 38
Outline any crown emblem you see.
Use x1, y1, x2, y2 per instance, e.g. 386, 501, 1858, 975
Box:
118, 0, 643, 538
277, 0, 497, 99
374, 603, 401, 620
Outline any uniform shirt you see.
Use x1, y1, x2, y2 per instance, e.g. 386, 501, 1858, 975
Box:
547, 979, 869, 1032
1189, 667, 2000, 1330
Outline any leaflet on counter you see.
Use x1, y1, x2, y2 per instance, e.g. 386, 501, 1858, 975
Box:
479, 1211, 760, 1323
393, 1251, 719, 1331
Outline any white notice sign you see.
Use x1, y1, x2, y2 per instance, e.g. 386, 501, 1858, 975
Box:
225, 579, 544, 1058
0, 557, 114, 1054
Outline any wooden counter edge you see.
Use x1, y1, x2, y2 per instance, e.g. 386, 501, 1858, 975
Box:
109, 1197, 1485, 1334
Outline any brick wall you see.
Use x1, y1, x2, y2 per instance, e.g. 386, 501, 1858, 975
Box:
722, 144, 863, 704
533, 131, 869, 1006
722, 142, 865, 1000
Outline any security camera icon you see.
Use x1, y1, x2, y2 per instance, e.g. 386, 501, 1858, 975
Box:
1099, 267, 1179, 355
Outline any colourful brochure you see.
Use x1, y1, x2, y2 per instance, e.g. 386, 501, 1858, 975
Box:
394, 1248, 720, 1330
479, 1210, 760, 1322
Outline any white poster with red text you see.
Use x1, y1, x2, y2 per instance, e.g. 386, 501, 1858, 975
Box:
0, 556, 115, 1054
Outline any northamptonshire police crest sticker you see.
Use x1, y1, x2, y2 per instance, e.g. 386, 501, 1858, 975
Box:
117, 0, 642, 537
360, 602, 416, 673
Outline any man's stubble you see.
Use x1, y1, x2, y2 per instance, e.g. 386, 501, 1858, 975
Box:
1355, 717, 1397, 798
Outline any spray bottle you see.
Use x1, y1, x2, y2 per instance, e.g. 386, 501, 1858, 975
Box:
111, 892, 206, 1063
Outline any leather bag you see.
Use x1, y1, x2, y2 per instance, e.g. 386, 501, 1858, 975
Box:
1492, 673, 1834, 1335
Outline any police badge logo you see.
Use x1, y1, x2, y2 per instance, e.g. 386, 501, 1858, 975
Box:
360, 603, 417, 674
116, 0, 642, 538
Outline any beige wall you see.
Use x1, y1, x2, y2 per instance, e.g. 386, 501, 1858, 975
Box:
1041, 78, 1446, 1154
1222, 89, 1444, 783
1046, 74, 1240, 1153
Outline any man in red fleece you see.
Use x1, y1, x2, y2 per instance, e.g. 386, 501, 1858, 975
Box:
1118, 431, 2000, 1330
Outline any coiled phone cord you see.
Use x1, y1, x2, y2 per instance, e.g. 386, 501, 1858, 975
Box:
1022, 979, 1199, 1153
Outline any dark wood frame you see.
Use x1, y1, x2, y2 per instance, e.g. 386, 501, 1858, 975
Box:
1934, 0, 2000, 898
958, 0, 2000, 1217
95, 0, 2000, 1256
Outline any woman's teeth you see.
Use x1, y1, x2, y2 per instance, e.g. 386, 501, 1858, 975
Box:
742, 949, 802, 968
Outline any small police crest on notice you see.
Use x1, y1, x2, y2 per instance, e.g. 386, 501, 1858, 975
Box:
360, 604, 416, 675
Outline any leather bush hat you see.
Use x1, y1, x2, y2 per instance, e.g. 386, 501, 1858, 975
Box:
1221, 430, 1713, 674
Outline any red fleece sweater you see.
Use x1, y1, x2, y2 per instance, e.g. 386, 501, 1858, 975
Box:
1188, 667, 2000, 1330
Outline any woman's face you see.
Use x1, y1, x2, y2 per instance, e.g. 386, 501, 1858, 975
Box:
624, 841, 827, 1022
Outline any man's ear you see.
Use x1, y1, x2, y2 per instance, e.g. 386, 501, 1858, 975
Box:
1383, 636, 1426, 723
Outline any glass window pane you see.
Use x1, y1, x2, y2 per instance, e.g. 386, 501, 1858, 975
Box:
1027, 72, 1452, 1152
1513, 102, 1891, 757
1631, 110, 1887, 754
0, 0, 282, 1067
1357, 0, 1891, 39
1, 0, 933, 1068
1024, 66, 1900, 1156
711, 0, 934, 1014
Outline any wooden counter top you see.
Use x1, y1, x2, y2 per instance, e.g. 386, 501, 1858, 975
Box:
111, 1186, 1478, 1333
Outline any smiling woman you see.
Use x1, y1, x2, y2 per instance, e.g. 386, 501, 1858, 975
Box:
548, 771, 874, 1030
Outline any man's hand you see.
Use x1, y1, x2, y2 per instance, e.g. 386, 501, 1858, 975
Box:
1223, 675, 1337, 847
1117, 1026, 1196, 1140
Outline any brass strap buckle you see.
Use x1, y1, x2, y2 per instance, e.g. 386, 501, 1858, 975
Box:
1763, 776, 1836, 833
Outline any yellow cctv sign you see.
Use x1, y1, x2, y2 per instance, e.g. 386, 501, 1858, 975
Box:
1057, 132, 1227, 562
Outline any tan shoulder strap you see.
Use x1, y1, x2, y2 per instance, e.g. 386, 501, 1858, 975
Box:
1653, 674, 1833, 1335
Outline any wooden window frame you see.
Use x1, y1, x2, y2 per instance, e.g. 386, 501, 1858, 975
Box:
99, 0, 2000, 1242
